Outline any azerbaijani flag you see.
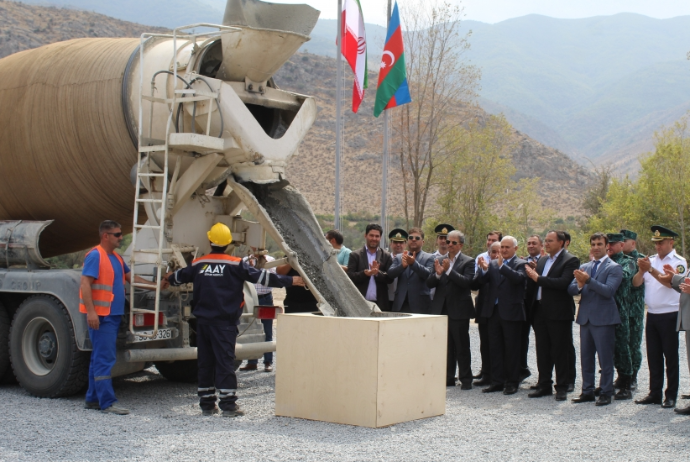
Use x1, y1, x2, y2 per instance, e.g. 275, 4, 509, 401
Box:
341, 0, 368, 113
374, 1, 412, 117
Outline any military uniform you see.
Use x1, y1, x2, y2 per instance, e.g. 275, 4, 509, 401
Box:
387, 228, 408, 303
621, 229, 645, 386
607, 234, 637, 386
635, 226, 687, 407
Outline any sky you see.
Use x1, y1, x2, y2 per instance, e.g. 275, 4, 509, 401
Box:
253, 0, 690, 27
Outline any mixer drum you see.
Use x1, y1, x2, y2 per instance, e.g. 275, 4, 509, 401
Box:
0, 38, 140, 257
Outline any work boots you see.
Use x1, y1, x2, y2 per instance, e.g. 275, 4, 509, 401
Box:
614, 376, 633, 400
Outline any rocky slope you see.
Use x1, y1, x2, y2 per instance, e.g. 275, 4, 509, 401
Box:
274, 53, 594, 217
0, 2, 593, 218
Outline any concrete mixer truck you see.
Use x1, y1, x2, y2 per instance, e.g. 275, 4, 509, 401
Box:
0, 0, 379, 398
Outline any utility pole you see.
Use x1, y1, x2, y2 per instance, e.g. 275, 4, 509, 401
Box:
334, 0, 344, 231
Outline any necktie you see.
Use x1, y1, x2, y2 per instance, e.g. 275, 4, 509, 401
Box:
591, 260, 600, 278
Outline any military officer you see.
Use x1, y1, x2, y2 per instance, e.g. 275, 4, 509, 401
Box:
620, 229, 645, 390
387, 228, 408, 304
606, 233, 637, 400
632, 225, 688, 409
432, 224, 455, 260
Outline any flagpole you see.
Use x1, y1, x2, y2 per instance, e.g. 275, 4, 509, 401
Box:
335, 0, 344, 232
380, 0, 392, 248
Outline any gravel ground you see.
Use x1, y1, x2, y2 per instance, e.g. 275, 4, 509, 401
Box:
2, 322, 690, 462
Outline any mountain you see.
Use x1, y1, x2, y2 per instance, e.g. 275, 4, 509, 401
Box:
302, 14, 690, 174
0, 0, 168, 58
0, 2, 593, 218
8, 0, 223, 28
272, 53, 593, 218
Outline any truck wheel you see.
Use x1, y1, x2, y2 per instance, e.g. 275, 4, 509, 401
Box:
9, 295, 89, 397
154, 360, 198, 383
0, 301, 10, 383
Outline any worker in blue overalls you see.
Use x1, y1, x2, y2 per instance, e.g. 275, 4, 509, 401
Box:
167, 223, 304, 417
80, 220, 162, 415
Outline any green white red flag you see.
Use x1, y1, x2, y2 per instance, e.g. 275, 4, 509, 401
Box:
341, 0, 368, 113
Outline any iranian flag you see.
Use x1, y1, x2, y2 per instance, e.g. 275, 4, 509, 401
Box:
341, 0, 368, 113
374, 1, 412, 117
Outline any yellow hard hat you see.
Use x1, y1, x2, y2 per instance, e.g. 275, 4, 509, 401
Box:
207, 222, 233, 246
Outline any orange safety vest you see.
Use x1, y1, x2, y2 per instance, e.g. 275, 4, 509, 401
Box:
79, 245, 126, 316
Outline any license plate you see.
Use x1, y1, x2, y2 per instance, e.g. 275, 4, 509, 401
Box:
133, 328, 172, 343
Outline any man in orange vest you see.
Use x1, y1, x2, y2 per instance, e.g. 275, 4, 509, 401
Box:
80, 220, 162, 415
166, 223, 304, 417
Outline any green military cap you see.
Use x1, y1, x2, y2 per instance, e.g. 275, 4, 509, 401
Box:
434, 223, 455, 236
620, 229, 637, 241
388, 228, 408, 242
650, 225, 678, 241
607, 233, 624, 243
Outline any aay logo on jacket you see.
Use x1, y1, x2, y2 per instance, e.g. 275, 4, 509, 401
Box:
199, 264, 226, 276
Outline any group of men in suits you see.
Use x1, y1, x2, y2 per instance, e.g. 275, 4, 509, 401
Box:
343, 222, 690, 410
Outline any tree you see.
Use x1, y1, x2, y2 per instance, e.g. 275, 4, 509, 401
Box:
393, 0, 480, 228
499, 178, 555, 248
585, 114, 690, 258
435, 115, 516, 254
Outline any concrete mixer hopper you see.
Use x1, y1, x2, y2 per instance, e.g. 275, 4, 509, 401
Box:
0, 0, 379, 398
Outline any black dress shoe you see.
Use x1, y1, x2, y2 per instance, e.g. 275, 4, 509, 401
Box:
662, 398, 676, 409
674, 405, 690, 415
503, 385, 518, 395
474, 377, 491, 386
594, 387, 602, 397
635, 394, 662, 405
555, 390, 567, 401
482, 384, 504, 393
596, 395, 612, 406
446, 380, 456, 387
567, 383, 575, 393
681, 394, 690, 400
572, 393, 596, 403
529, 384, 540, 390
528, 388, 553, 398
460, 382, 472, 390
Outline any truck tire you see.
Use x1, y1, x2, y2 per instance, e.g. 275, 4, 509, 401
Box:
9, 295, 89, 397
154, 360, 198, 383
0, 301, 10, 383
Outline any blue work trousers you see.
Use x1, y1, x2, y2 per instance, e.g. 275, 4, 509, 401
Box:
249, 293, 274, 365
85, 315, 121, 409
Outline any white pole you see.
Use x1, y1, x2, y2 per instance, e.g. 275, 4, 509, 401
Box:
335, 0, 344, 231
380, 0, 392, 248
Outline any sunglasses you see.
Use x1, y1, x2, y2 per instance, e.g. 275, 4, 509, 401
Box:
448, 240, 460, 245
408, 236, 422, 241
107, 232, 123, 237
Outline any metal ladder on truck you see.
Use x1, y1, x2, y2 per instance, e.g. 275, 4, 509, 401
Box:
128, 24, 239, 339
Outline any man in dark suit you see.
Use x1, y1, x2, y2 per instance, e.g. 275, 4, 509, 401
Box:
569, 232, 623, 406
388, 227, 435, 313
474, 236, 528, 395
427, 230, 475, 389
473, 240, 502, 387
525, 230, 580, 401
347, 224, 393, 311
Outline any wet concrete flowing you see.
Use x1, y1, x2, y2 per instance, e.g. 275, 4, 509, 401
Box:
245, 182, 374, 317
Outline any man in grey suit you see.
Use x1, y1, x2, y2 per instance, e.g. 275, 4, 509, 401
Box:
388, 227, 435, 314
568, 233, 623, 406
427, 230, 476, 388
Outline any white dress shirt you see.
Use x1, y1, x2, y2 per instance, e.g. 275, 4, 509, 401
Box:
643, 250, 688, 314
537, 249, 563, 300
